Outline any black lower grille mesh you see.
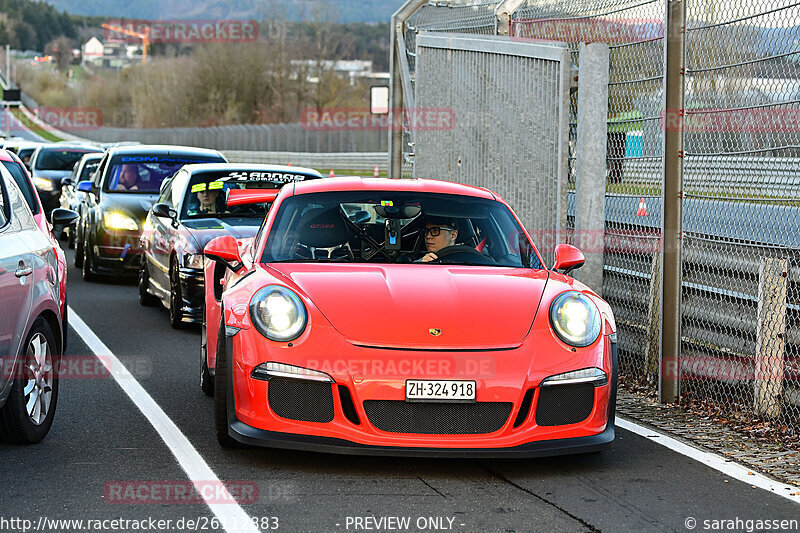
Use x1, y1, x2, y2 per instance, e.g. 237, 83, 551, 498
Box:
363, 400, 512, 434
267, 378, 335, 423
535, 383, 595, 426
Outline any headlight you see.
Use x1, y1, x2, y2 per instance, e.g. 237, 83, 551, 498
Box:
250, 285, 307, 342
185, 253, 204, 269
549, 291, 601, 347
33, 177, 54, 191
103, 211, 139, 231
251, 362, 333, 383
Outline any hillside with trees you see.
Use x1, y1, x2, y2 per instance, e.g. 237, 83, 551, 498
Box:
0, 0, 79, 51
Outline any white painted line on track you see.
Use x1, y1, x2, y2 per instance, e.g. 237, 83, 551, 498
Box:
617, 416, 800, 504
68, 306, 260, 533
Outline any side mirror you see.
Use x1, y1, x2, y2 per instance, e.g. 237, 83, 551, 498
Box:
61, 177, 74, 187
152, 203, 176, 218
77, 180, 93, 193
204, 235, 243, 272
50, 208, 80, 240
552, 243, 585, 275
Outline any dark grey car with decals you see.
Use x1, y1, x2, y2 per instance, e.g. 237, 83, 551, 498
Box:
137, 163, 322, 328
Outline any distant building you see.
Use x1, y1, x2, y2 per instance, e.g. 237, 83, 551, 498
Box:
81, 37, 142, 69
290, 59, 389, 85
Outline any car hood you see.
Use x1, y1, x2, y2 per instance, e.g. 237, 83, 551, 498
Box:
266, 264, 550, 350
102, 192, 160, 222
184, 219, 261, 250
32, 169, 71, 181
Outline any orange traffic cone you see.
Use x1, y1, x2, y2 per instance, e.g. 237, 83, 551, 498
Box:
373, 165, 379, 177
329, 169, 335, 178
636, 198, 648, 216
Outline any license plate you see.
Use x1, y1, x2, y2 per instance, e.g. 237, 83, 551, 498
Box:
405, 380, 476, 402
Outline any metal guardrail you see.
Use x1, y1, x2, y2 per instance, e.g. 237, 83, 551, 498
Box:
223, 151, 387, 171
81, 123, 388, 153
623, 157, 800, 194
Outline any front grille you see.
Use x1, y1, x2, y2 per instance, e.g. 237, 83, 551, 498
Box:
267, 378, 334, 423
535, 383, 595, 426
363, 400, 512, 434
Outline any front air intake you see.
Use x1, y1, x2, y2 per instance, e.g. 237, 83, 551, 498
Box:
267, 378, 335, 423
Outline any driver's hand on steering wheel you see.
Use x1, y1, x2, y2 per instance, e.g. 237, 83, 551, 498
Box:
420, 252, 439, 262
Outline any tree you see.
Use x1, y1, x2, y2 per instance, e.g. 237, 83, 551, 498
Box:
45, 36, 76, 72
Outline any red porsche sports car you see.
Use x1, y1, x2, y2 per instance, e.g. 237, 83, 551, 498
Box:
203, 178, 617, 456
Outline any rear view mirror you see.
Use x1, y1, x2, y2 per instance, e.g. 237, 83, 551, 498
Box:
77, 180, 93, 193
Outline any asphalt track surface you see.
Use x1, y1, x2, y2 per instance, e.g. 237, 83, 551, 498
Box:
1, 249, 799, 533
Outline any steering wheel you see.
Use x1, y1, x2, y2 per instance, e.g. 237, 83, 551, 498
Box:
430, 245, 497, 265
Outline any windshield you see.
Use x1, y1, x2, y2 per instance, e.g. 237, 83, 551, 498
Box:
35, 149, 99, 171
181, 170, 318, 220
103, 156, 224, 193
261, 191, 542, 268
80, 160, 101, 182
17, 147, 36, 160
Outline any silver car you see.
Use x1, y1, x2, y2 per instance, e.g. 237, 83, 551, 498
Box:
60, 153, 103, 248
0, 164, 77, 443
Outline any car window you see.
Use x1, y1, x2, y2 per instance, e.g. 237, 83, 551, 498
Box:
34, 149, 99, 171
103, 155, 225, 194
0, 173, 8, 228
261, 191, 543, 268
80, 160, 100, 182
180, 173, 291, 220
170, 171, 189, 208
1, 161, 39, 216
17, 147, 35, 161
93, 154, 108, 186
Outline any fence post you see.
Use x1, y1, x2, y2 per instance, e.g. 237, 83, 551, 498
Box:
754, 257, 788, 419
574, 42, 609, 296
659, 0, 686, 403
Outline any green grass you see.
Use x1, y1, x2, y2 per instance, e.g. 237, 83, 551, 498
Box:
9, 107, 64, 142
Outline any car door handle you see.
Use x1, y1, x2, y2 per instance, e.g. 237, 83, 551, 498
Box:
15, 266, 33, 278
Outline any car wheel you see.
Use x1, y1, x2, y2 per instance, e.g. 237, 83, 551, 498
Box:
81, 236, 95, 282
0, 318, 60, 444
138, 262, 158, 307
168, 260, 185, 329
200, 321, 214, 396
214, 314, 239, 448
67, 227, 76, 249
74, 227, 84, 268
201, 357, 214, 397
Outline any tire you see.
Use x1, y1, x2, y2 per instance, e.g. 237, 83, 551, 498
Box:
0, 318, 60, 444
214, 314, 238, 448
200, 321, 214, 396
201, 359, 214, 397
67, 227, 76, 249
168, 260, 185, 329
81, 236, 95, 282
138, 261, 158, 307
74, 226, 84, 268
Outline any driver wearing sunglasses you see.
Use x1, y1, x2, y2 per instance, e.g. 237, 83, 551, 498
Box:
419, 217, 459, 263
